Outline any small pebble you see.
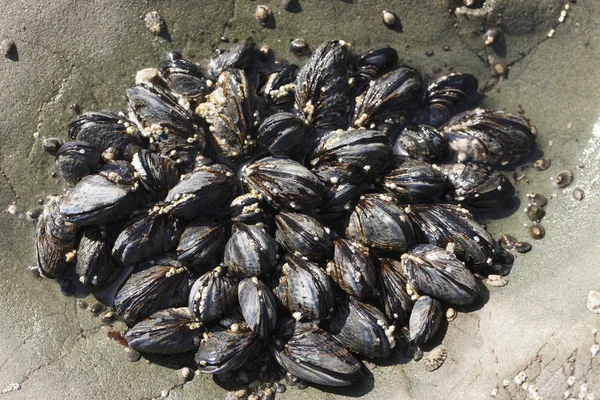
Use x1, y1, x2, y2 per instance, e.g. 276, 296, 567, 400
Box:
554, 170, 573, 188
382, 10, 397, 28
255, 5, 273, 27
220, 36, 229, 43
290, 38, 310, 56
572, 188, 585, 201
263, 388, 275, 400
527, 193, 548, 207
442, 45, 451, 51
233, 389, 247, 399
525, 204, 544, 221
499, 233, 517, 250
71, 103, 82, 115
248, 394, 260, 400
491, 58, 508, 76
514, 241, 532, 253
77, 300, 89, 310
486, 274, 508, 287
425, 50, 434, 57
99, 311, 116, 326
169, 51, 182, 61
529, 225, 545, 240
275, 383, 287, 393
446, 308, 457, 321
90, 302, 106, 316
26, 208, 43, 220
282, 0, 297, 11
483, 28, 500, 46
1, 39, 16, 58
587, 290, 600, 314
413, 347, 424, 361
144, 11, 165, 35
178, 367, 194, 381
124, 346, 142, 362
533, 158, 551, 171
590, 344, 599, 358
43, 137, 64, 156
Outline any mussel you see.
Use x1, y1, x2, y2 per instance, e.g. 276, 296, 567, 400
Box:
177, 219, 228, 273
55, 141, 101, 186
393, 124, 448, 162
238, 277, 278, 338
440, 162, 512, 208
421, 73, 478, 127
409, 295, 443, 344
188, 266, 238, 323
328, 238, 377, 300
256, 112, 308, 159
275, 212, 333, 261
378, 158, 445, 203
161, 58, 212, 102
76, 227, 122, 291
378, 258, 413, 326
224, 223, 277, 278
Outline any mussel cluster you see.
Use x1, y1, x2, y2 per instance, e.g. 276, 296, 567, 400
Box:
35, 39, 536, 388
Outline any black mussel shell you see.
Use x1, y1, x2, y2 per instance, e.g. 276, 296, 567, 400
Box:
224, 223, 277, 278
408, 295, 442, 345
161, 58, 212, 102
378, 158, 445, 203
35, 197, 78, 279
259, 64, 299, 113
68, 112, 143, 160
325, 297, 395, 359
422, 73, 478, 127
125, 307, 204, 354
238, 277, 278, 338
275, 212, 333, 261
443, 109, 536, 166
177, 219, 228, 273
195, 325, 264, 374
280, 255, 334, 321
188, 266, 238, 323
328, 238, 377, 300
76, 227, 122, 291
294, 40, 350, 130
56, 141, 101, 186
354, 47, 399, 82
208, 39, 257, 80
242, 157, 325, 212
402, 244, 480, 306
114, 258, 193, 326
127, 82, 205, 150
271, 319, 363, 387
196, 68, 259, 162
164, 163, 237, 219
352, 67, 423, 131
229, 193, 264, 225
393, 124, 448, 163
95, 160, 138, 186
256, 112, 308, 159
407, 204, 494, 270
378, 258, 413, 326
112, 210, 184, 266
309, 129, 392, 180
317, 183, 361, 221
132, 149, 180, 199
441, 162, 512, 208
346, 193, 416, 254
60, 174, 139, 226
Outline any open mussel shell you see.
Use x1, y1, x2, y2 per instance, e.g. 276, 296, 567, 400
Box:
378, 258, 413, 326
238, 277, 277, 338
352, 67, 423, 131
402, 244, 481, 306
229, 192, 264, 225
309, 129, 392, 180
407, 204, 494, 270
326, 297, 395, 359
127, 82, 205, 147
294, 40, 350, 130
195, 325, 263, 374
242, 157, 325, 212
132, 149, 180, 199
60, 174, 139, 226
346, 193, 416, 254
393, 124, 448, 163
177, 219, 228, 273
421, 73, 478, 127
443, 109, 536, 166
354, 47, 398, 82
68, 112, 143, 160
196, 68, 259, 162
328, 238, 377, 300
164, 163, 237, 219
409, 295, 443, 345
280, 255, 334, 321
271, 319, 363, 387
125, 307, 204, 354
378, 158, 445, 203
440, 162, 512, 208
208, 39, 257, 80
56, 140, 101, 186
224, 223, 277, 278
76, 227, 122, 291
112, 210, 184, 266
259, 64, 298, 113
256, 112, 308, 159
114, 258, 193, 326
275, 212, 333, 261
188, 266, 238, 323
35, 197, 78, 279
160, 58, 212, 102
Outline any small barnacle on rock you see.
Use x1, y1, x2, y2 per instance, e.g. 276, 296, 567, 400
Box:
424, 347, 447, 371
144, 11, 165, 35
554, 170, 573, 188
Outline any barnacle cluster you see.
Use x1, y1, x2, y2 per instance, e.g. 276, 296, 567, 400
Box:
35, 39, 536, 391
